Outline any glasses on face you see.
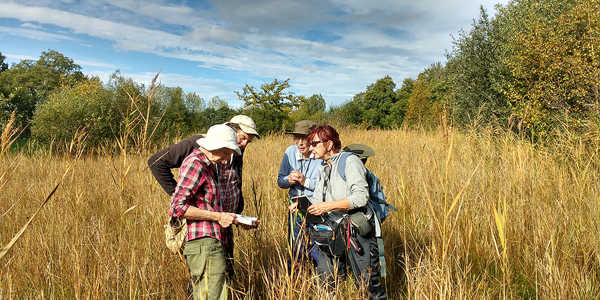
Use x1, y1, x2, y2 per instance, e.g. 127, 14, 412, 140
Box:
293, 136, 307, 142
309, 140, 326, 147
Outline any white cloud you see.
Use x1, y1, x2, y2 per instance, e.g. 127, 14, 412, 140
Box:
21, 22, 43, 30
186, 27, 243, 45
207, 0, 326, 33
0, 2, 182, 48
4, 53, 37, 60
74, 59, 118, 68
0, 26, 78, 41
102, 0, 210, 27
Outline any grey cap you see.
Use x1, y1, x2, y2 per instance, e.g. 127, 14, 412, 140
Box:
286, 120, 317, 136
343, 144, 375, 159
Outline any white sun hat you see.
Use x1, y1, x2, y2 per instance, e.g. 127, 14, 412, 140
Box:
196, 124, 241, 155
229, 115, 260, 138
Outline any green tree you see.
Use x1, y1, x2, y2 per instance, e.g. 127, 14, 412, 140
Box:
334, 76, 406, 128
32, 77, 117, 147
293, 94, 326, 123
496, 0, 600, 135
0, 50, 86, 126
207, 96, 228, 109
339, 93, 366, 126
363, 75, 401, 128
0, 52, 7, 73
32, 71, 212, 148
445, 7, 510, 127
236, 78, 299, 134
241, 106, 288, 134
204, 103, 238, 128
389, 78, 414, 126
157, 87, 202, 137
404, 63, 449, 128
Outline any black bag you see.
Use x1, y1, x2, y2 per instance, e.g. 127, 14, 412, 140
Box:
309, 219, 347, 257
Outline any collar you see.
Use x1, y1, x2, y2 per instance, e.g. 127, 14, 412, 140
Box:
195, 148, 214, 166
295, 148, 315, 160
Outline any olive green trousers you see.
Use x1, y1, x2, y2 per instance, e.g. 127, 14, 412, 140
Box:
184, 238, 228, 300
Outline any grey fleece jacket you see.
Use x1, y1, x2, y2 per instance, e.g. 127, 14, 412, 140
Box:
311, 151, 369, 223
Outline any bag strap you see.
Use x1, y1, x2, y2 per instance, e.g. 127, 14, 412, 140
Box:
377, 237, 387, 277
367, 201, 387, 277
337, 152, 354, 181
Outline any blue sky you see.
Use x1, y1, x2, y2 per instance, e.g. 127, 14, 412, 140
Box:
0, 0, 507, 108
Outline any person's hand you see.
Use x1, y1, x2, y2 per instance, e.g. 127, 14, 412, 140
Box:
289, 170, 306, 185
217, 212, 237, 228
287, 169, 301, 184
287, 176, 297, 184
294, 171, 306, 186
240, 219, 260, 230
307, 202, 330, 216
289, 201, 299, 214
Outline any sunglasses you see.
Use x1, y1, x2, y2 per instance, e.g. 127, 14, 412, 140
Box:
309, 140, 326, 147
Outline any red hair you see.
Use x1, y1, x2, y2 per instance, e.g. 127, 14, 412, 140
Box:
307, 125, 341, 152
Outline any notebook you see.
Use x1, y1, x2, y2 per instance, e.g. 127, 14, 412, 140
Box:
291, 195, 324, 224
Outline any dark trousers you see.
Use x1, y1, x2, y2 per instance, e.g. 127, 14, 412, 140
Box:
225, 227, 235, 277
288, 213, 319, 266
316, 225, 387, 300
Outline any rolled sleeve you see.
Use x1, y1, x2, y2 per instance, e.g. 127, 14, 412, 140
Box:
303, 178, 311, 189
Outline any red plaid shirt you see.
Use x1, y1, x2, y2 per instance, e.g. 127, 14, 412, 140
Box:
169, 149, 239, 245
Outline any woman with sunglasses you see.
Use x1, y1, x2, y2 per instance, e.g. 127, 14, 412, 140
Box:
299, 125, 386, 300
278, 120, 322, 267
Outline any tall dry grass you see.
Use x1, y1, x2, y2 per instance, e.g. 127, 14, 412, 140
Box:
2, 126, 600, 299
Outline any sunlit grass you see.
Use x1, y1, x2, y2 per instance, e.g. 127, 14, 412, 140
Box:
2, 126, 600, 299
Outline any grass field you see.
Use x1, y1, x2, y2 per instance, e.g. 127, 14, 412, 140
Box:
1, 126, 600, 299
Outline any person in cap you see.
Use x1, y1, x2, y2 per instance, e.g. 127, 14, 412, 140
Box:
343, 144, 375, 164
169, 124, 258, 300
277, 120, 323, 267
148, 115, 259, 280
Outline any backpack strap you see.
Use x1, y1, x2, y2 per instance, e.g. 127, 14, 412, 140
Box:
337, 152, 354, 181
367, 201, 387, 277
378, 237, 387, 277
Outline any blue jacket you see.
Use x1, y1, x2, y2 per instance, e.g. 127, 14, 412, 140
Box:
277, 145, 323, 199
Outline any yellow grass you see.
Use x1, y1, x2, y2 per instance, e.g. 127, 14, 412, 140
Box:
2, 127, 600, 299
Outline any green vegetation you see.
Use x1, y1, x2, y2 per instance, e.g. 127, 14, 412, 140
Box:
446, 0, 600, 137
0, 50, 86, 126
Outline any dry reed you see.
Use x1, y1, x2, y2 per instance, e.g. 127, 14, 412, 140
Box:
1, 126, 600, 299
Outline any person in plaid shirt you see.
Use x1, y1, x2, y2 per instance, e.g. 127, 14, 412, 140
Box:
149, 115, 259, 281
170, 124, 258, 300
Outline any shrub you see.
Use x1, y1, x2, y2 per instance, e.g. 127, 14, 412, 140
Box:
32, 77, 120, 147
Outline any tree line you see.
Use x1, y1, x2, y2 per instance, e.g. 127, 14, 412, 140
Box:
1, 0, 598, 147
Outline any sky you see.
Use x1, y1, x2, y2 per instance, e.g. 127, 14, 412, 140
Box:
0, 0, 508, 108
